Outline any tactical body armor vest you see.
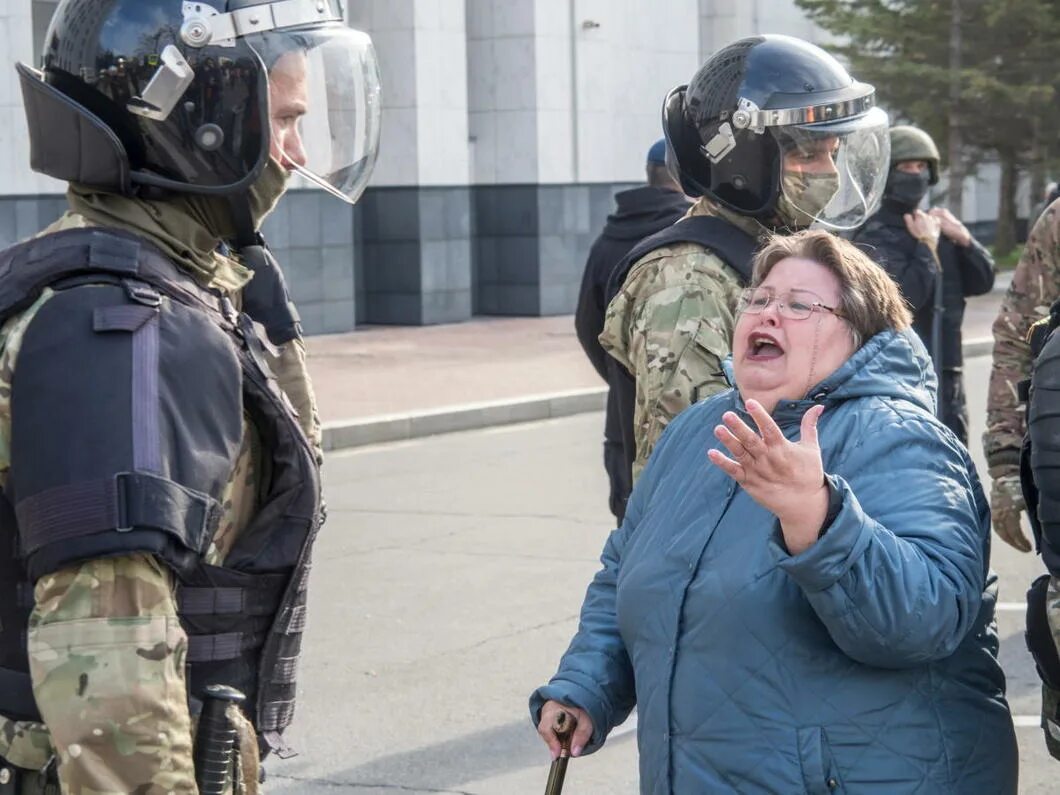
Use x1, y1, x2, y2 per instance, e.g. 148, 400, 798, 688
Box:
1023, 301, 1060, 572
0, 228, 322, 757
1019, 301, 1060, 755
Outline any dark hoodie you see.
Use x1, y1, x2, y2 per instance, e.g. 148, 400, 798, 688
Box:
853, 198, 995, 370
575, 185, 691, 520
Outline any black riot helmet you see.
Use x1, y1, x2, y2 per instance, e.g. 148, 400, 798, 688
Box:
17, 0, 381, 204
663, 35, 890, 230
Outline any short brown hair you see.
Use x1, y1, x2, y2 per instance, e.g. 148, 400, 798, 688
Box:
750, 230, 912, 347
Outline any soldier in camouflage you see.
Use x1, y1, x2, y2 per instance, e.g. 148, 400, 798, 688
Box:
853, 125, 995, 446
983, 198, 1060, 553
600, 35, 892, 480
0, 1, 380, 792
999, 199, 1060, 759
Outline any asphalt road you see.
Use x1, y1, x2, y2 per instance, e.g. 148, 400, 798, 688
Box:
267, 351, 1055, 794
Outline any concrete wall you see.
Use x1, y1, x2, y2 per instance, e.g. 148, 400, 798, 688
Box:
464, 0, 698, 316
347, 1, 474, 325
0, 0, 1035, 335
699, 0, 829, 56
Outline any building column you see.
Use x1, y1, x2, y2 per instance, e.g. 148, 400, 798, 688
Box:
468, 0, 699, 317
351, 0, 474, 326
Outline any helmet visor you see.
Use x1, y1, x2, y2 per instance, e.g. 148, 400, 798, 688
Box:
250, 25, 381, 204
772, 106, 890, 230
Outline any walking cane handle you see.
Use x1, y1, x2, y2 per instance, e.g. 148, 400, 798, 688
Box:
553, 710, 576, 757
543, 711, 579, 795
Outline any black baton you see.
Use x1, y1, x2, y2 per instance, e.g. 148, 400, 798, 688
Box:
543, 711, 577, 795
193, 685, 246, 795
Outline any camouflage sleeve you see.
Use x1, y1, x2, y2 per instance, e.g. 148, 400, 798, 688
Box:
619, 255, 739, 479
983, 201, 1060, 471
28, 555, 196, 793
267, 336, 324, 464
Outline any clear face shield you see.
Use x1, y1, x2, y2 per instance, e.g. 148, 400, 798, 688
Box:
771, 106, 890, 230
250, 25, 381, 204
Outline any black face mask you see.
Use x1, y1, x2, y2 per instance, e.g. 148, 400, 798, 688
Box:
885, 169, 931, 209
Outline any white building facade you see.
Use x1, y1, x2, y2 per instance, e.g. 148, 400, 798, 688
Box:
0, 0, 1018, 332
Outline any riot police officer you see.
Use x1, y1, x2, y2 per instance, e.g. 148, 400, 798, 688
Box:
853, 125, 995, 446
599, 34, 891, 483
1014, 199, 1060, 759
0, 0, 380, 791
986, 198, 1060, 552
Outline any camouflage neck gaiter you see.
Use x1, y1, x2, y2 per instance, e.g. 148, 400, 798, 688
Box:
66, 158, 290, 284
773, 170, 840, 230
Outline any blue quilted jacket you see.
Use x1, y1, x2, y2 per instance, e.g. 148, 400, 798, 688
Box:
531, 329, 1018, 794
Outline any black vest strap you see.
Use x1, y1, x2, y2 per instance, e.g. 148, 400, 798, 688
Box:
0, 667, 41, 722
178, 580, 284, 618
16, 472, 218, 559
16, 583, 33, 608
0, 228, 228, 324
287, 604, 307, 633
187, 632, 246, 662
604, 214, 758, 305
179, 587, 246, 616
272, 656, 298, 685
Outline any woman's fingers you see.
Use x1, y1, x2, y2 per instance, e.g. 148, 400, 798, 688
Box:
714, 424, 747, 459
537, 702, 565, 759
538, 702, 594, 760
744, 400, 785, 445
722, 411, 764, 455
800, 404, 824, 447
708, 448, 744, 481
570, 713, 594, 757
714, 404, 824, 485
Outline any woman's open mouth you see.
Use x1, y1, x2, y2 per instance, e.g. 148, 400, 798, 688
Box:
747, 331, 785, 361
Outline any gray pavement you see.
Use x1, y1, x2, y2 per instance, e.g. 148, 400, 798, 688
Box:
265, 347, 1055, 794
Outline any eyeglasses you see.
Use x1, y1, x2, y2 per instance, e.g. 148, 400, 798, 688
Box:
736, 287, 846, 321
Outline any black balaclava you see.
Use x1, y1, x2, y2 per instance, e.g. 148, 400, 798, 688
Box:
884, 167, 931, 211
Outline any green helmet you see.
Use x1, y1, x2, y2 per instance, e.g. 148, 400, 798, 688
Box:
889, 125, 940, 184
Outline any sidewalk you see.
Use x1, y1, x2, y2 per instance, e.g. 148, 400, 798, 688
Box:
310, 272, 1011, 451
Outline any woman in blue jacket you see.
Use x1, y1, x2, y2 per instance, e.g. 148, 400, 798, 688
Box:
531, 230, 1017, 793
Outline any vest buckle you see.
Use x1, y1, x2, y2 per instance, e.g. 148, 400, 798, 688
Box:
122, 279, 162, 308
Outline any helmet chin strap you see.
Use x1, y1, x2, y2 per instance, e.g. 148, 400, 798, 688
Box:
226, 193, 303, 347
227, 193, 261, 251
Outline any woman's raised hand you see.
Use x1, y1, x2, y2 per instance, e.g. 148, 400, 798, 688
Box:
708, 400, 830, 554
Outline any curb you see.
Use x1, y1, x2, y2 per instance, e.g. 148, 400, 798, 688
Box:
322, 387, 607, 451
963, 336, 993, 359
322, 336, 997, 452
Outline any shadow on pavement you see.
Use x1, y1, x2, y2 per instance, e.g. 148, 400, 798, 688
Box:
267, 717, 633, 794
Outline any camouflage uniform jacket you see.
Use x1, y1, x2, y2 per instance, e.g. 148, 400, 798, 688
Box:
0, 213, 323, 793
983, 199, 1060, 473
599, 198, 765, 480
983, 201, 1060, 755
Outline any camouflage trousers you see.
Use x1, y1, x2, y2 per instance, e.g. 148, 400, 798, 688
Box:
0, 754, 254, 794
1043, 683, 1060, 760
